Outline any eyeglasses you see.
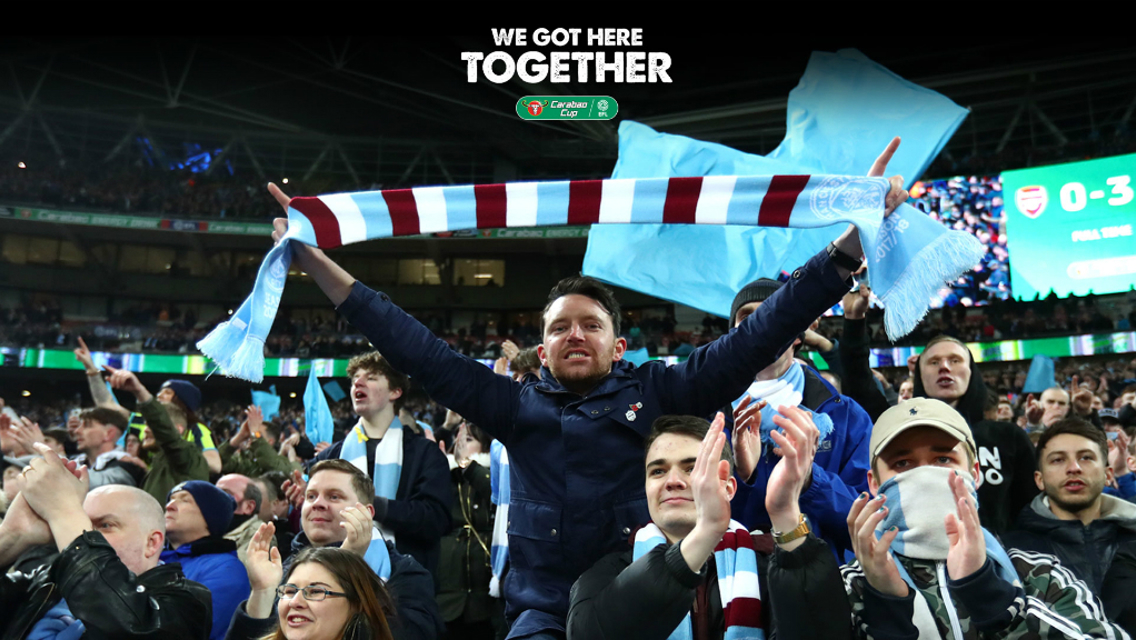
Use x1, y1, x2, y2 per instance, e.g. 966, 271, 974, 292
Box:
276, 584, 349, 601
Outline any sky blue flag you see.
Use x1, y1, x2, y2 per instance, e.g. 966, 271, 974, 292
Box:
583, 48, 969, 318
1022, 354, 1057, 394
251, 389, 281, 421
322, 380, 346, 403
304, 369, 335, 446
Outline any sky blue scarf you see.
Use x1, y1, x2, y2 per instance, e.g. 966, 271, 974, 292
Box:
340, 419, 402, 544
733, 361, 835, 447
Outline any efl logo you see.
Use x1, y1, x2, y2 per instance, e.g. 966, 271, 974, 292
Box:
1015, 185, 1048, 219
526, 101, 544, 116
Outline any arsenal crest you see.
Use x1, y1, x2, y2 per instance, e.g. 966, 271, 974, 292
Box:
1014, 185, 1048, 219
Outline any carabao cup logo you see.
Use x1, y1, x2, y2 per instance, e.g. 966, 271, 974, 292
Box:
1014, 185, 1048, 219
527, 101, 543, 116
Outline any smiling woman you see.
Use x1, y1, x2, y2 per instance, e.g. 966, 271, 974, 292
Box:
233, 547, 396, 640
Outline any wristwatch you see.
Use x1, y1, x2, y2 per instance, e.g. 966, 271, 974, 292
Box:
826, 242, 863, 272
771, 513, 810, 545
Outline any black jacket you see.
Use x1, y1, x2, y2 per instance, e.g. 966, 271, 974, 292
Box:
308, 423, 453, 581
1004, 493, 1136, 635
0, 531, 213, 640
567, 533, 851, 640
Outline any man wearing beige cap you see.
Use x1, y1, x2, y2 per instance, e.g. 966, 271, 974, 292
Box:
841, 398, 1124, 640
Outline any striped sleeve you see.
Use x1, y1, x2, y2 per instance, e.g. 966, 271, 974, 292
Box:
1009, 549, 1129, 640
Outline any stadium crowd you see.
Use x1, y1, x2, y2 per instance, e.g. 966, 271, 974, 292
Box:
2, 168, 1136, 640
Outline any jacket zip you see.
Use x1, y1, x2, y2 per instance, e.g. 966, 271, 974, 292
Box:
937, 561, 965, 640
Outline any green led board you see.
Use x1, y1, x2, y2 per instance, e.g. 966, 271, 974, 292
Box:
1003, 153, 1136, 300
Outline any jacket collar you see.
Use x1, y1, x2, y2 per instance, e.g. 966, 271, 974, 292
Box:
800, 365, 837, 410
164, 535, 238, 557
291, 531, 346, 555
1030, 492, 1136, 532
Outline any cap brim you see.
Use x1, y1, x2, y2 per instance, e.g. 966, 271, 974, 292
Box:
873, 419, 977, 461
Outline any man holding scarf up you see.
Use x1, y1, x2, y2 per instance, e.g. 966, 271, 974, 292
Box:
842, 398, 1124, 640
266, 141, 908, 640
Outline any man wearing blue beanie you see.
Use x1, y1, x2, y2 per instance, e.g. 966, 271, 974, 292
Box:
161, 480, 251, 640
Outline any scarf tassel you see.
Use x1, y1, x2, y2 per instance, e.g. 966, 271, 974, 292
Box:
878, 226, 986, 341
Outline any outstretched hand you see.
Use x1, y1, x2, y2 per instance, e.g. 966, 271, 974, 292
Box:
74, 336, 97, 373
831, 137, 909, 272
245, 521, 283, 591
843, 283, 871, 320
691, 412, 733, 538
104, 365, 151, 402
281, 468, 307, 509
1109, 430, 1131, 478
868, 138, 910, 217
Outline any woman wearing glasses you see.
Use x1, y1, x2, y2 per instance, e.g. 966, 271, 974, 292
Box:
227, 523, 396, 640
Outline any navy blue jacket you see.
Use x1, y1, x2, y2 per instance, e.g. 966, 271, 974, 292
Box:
730, 366, 872, 558
336, 248, 851, 639
160, 537, 250, 640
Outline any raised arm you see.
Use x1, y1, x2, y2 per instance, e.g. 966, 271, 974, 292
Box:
270, 183, 355, 307
75, 337, 130, 419
838, 287, 891, 422
656, 138, 908, 417
268, 184, 521, 443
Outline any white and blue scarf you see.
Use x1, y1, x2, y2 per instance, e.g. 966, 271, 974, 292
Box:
339, 419, 403, 544
733, 362, 834, 447
362, 525, 392, 581
875, 466, 1020, 638
198, 173, 982, 382
633, 520, 764, 640
488, 439, 510, 598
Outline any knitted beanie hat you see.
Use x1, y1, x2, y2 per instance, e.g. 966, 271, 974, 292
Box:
168, 480, 236, 537
161, 380, 202, 412
730, 278, 784, 326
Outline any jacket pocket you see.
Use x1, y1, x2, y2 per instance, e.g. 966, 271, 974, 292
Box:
506, 499, 564, 574
612, 496, 649, 540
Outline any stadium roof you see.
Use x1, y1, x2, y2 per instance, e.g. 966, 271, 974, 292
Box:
1, 34, 1134, 186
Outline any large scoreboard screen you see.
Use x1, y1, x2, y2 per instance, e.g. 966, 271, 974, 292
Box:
1002, 153, 1136, 300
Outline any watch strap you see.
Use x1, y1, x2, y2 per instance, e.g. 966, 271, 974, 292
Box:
771, 513, 810, 545
826, 242, 863, 271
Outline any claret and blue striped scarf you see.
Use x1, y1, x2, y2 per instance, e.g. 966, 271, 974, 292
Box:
633, 520, 764, 640
198, 171, 982, 381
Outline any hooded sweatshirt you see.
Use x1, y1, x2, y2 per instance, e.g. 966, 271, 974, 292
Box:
1004, 492, 1136, 635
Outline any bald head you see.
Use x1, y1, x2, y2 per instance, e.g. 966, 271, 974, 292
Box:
84, 485, 166, 575
1040, 387, 1071, 427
